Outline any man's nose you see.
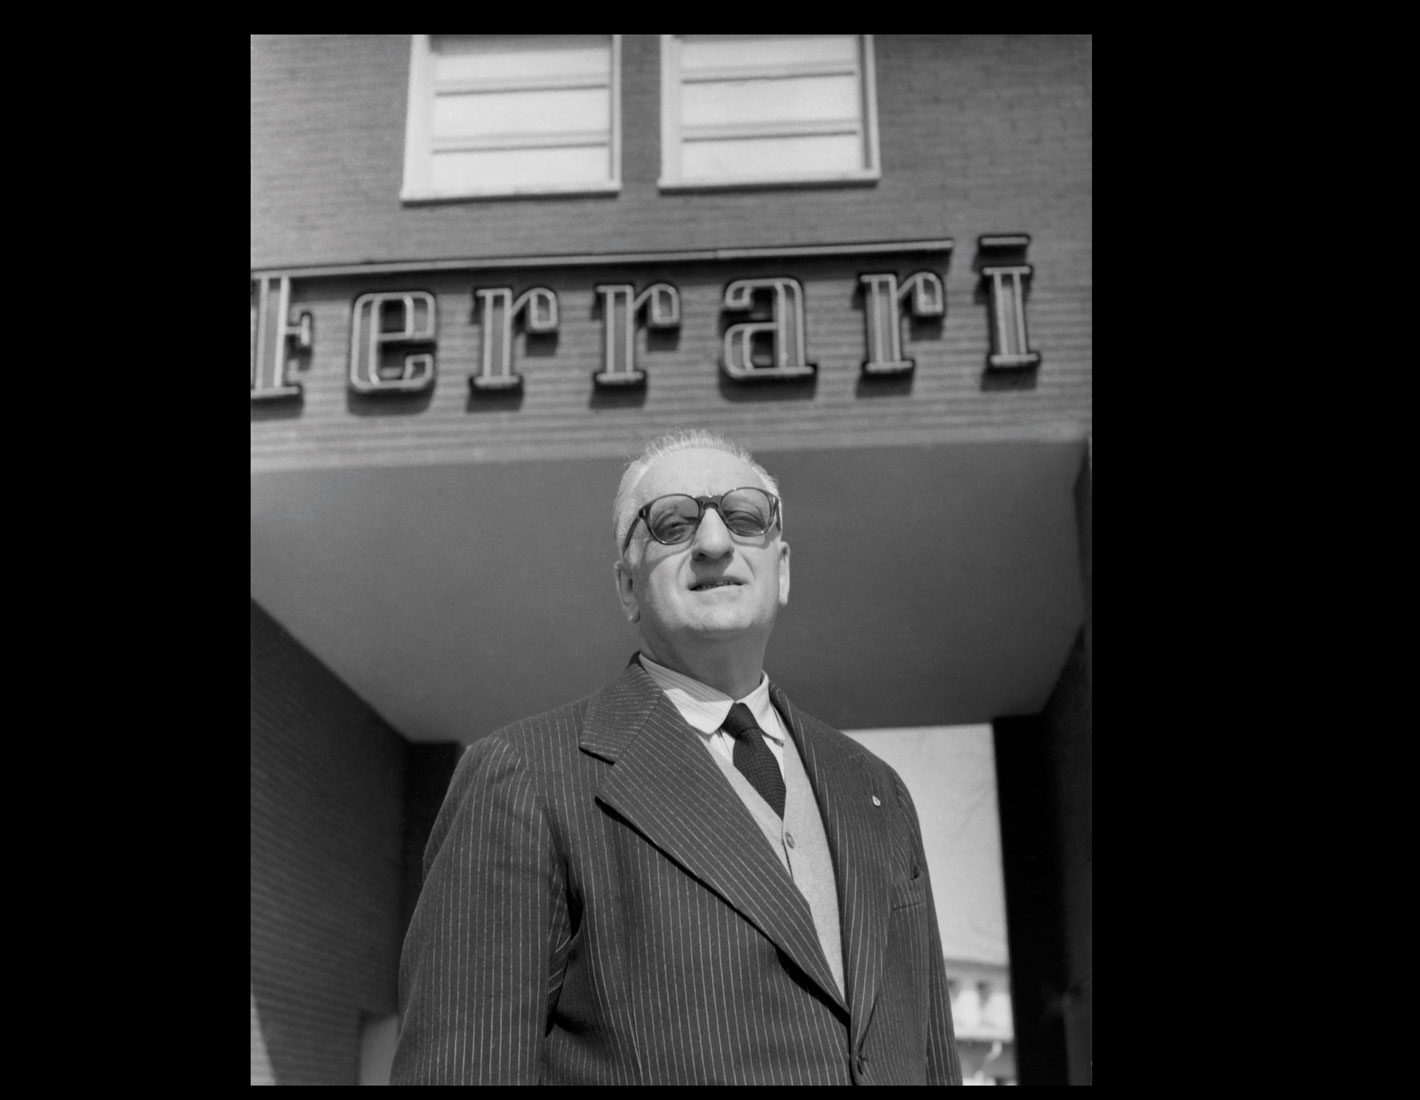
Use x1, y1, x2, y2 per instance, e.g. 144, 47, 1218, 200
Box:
690, 506, 734, 556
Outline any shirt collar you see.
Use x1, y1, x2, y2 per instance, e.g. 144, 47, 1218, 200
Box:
639, 653, 783, 744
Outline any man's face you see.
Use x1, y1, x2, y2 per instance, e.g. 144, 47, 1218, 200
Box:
615, 448, 790, 657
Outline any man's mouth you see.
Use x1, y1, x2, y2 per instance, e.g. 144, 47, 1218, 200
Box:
690, 578, 741, 591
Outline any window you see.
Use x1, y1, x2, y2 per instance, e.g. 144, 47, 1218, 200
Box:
659, 34, 880, 190
402, 35, 621, 200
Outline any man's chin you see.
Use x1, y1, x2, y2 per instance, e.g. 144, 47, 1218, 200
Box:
686, 617, 749, 636
683, 609, 776, 640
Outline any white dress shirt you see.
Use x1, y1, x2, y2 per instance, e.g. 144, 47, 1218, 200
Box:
638, 653, 787, 773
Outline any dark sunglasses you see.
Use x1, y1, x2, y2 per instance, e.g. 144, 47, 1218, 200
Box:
622, 486, 781, 554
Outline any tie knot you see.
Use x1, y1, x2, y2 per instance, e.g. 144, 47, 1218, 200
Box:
721, 702, 761, 740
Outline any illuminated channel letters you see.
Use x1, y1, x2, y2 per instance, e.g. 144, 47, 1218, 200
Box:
593, 283, 681, 388
978, 235, 1041, 370
858, 271, 945, 376
721, 277, 816, 381
470, 286, 559, 393
251, 276, 312, 401
348, 292, 437, 394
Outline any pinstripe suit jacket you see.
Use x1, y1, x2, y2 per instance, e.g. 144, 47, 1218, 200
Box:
391, 659, 961, 1085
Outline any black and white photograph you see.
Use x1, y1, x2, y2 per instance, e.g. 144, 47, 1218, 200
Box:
251, 34, 1091, 1086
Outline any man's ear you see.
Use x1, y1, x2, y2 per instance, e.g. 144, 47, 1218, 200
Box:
613, 559, 640, 624
778, 541, 791, 607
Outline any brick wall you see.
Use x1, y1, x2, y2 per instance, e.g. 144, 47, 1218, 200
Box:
250, 34, 1091, 282
250, 599, 407, 1085
251, 34, 1090, 472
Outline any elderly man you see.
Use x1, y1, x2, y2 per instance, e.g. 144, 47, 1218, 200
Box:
392, 429, 961, 1085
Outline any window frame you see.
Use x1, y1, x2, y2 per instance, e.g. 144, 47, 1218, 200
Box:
658, 34, 882, 192
401, 34, 622, 203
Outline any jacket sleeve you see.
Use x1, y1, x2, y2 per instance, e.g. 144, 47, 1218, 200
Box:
390, 735, 565, 1084
892, 771, 964, 1086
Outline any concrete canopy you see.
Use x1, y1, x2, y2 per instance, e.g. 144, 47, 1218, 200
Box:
251, 437, 1085, 745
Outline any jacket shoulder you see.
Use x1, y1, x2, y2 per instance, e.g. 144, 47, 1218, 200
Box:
489, 694, 592, 745
460, 693, 594, 776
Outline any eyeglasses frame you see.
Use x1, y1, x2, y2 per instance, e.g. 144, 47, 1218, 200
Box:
620, 486, 781, 555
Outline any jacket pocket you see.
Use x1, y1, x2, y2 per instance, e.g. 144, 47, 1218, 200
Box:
889, 875, 927, 911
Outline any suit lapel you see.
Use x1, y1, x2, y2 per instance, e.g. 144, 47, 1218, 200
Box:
583, 661, 847, 1014
772, 683, 894, 1053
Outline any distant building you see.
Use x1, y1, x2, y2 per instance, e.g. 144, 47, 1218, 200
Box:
948, 958, 1017, 1085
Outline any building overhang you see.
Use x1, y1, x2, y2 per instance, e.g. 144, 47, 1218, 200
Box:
251, 435, 1085, 744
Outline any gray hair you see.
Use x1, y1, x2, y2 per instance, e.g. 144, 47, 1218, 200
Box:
612, 429, 782, 556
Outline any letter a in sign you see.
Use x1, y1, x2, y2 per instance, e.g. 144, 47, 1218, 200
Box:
721, 278, 816, 381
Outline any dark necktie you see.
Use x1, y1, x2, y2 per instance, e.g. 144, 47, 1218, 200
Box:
721, 702, 786, 817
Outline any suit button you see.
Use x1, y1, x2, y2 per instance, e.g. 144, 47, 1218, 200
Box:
856, 1053, 869, 1075
785, 832, 796, 848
